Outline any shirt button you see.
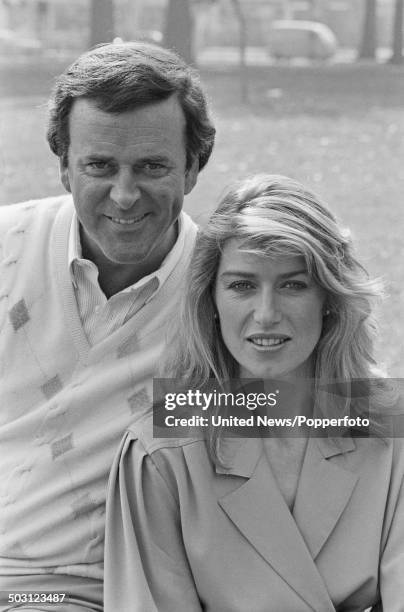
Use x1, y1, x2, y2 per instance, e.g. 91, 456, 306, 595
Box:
94, 305, 101, 314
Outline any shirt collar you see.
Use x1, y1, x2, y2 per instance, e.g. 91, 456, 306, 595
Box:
68, 211, 187, 297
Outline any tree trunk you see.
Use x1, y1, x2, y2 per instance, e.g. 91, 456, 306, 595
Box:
308, 0, 324, 21
389, 0, 403, 64
90, 0, 114, 48
281, 0, 293, 19
163, 0, 194, 65
230, 0, 249, 103
358, 0, 377, 60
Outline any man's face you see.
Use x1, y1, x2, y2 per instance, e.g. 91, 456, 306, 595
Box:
60, 96, 198, 276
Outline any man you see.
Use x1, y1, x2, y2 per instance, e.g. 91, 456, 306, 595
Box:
0, 42, 215, 610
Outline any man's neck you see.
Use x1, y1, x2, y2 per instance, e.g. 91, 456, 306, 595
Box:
78, 222, 179, 298
83, 251, 165, 298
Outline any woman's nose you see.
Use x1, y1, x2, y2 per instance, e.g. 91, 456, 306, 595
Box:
252, 290, 282, 326
110, 170, 141, 209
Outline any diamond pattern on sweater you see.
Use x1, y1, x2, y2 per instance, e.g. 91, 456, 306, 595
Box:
71, 493, 100, 520
9, 299, 30, 330
41, 375, 63, 399
117, 334, 138, 358
128, 387, 150, 414
51, 433, 73, 459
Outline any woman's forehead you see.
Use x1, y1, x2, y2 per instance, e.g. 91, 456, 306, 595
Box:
217, 239, 308, 276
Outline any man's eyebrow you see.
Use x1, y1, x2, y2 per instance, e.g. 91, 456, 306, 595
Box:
137, 155, 171, 163
219, 269, 308, 279
80, 154, 170, 163
81, 154, 112, 161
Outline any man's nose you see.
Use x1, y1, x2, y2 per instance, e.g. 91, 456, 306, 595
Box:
110, 169, 141, 209
252, 289, 282, 326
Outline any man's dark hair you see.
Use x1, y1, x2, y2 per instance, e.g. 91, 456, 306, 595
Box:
47, 41, 215, 171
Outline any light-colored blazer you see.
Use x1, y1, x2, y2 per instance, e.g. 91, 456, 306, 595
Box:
104, 414, 404, 612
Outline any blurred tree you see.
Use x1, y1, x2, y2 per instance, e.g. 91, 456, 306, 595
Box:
90, 0, 114, 48
388, 0, 403, 64
358, 0, 377, 59
230, 0, 249, 103
163, 0, 195, 64
281, 0, 293, 19
307, 0, 324, 21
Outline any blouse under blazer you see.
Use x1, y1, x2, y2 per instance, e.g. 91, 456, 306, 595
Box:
104, 413, 404, 611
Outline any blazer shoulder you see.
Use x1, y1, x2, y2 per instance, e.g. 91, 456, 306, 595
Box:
126, 411, 206, 456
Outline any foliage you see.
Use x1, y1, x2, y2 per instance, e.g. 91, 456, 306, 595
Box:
0, 60, 403, 375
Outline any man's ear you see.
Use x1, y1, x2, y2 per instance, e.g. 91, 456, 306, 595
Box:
184, 157, 199, 195
59, 158, 71, 193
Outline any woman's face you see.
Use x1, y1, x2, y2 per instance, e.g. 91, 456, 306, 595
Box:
214, 238, 326, 381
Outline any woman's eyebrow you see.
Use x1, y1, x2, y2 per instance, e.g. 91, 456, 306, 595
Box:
278, 269, 308, 278
219, 269, 308, 279
219, 271, 256, 278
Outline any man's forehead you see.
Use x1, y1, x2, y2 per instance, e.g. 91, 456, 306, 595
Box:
69, 95, 185, 124
67, 96, 188, 162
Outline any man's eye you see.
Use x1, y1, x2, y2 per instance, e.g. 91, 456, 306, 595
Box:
143, 162, 168, 176
86, 161, 109, 173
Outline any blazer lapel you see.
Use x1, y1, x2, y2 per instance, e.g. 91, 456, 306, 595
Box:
293, 436, 358, 560
216, 438, 336, 612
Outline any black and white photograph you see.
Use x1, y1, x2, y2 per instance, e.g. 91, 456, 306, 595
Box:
1, 0, 404, 610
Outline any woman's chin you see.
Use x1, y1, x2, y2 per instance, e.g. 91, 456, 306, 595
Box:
238, 361, 314, 382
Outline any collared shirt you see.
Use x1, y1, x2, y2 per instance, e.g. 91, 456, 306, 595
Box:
68, 213, 186, 345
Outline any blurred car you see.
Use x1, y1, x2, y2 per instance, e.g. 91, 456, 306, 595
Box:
267, 20, 338, 61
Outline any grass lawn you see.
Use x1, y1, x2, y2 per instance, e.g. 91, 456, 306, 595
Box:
1, 57, 403, 376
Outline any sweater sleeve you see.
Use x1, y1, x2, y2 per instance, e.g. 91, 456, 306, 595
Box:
104, 432, 203, 612
0, 201, 27, 261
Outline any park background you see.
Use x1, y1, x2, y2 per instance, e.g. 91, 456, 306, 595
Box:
0, 0, 403, 376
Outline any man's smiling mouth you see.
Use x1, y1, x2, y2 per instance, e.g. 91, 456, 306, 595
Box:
105, 213, 149, 225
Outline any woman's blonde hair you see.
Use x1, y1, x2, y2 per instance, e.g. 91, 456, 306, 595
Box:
164, 175, 391, 462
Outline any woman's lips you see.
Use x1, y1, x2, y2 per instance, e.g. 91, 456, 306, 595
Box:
247, 335, 291, 350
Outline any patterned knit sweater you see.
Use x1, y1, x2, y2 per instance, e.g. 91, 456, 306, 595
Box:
0, 196, 197, 589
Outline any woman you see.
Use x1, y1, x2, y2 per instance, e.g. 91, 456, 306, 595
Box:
104, 175, 403, 612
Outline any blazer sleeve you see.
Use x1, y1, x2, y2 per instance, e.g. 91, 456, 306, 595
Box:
104, 432, 203, 612
378, 439, 404, 611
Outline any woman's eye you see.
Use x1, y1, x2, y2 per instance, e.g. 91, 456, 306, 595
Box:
228, 281, 254, 292
282, 280, 308, 290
